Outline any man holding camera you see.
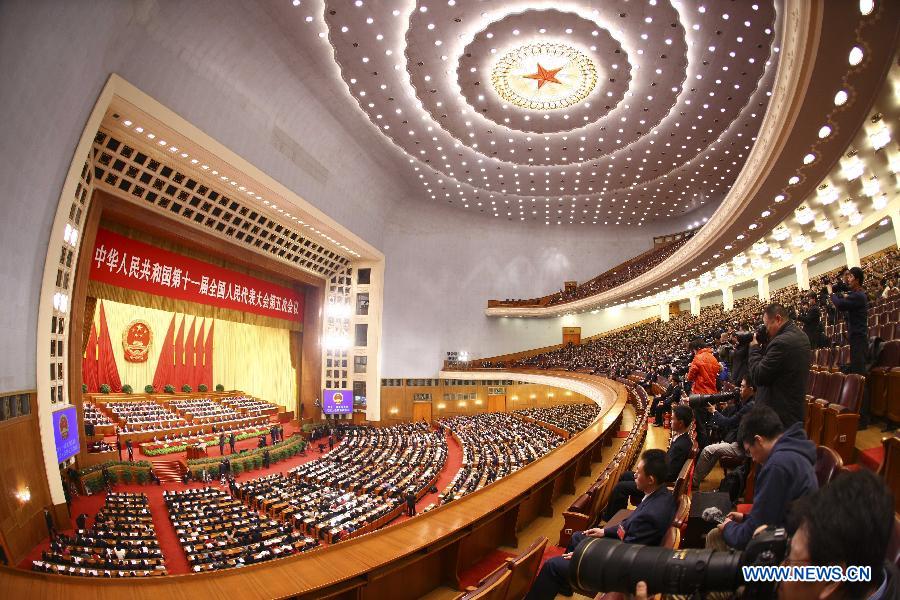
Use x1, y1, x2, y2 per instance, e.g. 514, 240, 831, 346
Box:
687, 338, 721, 395
748, 303, 811, 427
691, 378, 755, 489
525, 450, 676, 600
706, 406, 817, 551
828, 266, 868, 375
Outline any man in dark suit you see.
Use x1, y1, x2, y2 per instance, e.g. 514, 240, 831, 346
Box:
526, 450, 676, 600
125, 439, 134, 462
796, 294, 822, 349
602, 404, 693, 521
219, 433, 225, 456
650, 374, 682, 426
748, 303, 812, 427
229, 432, 236, 454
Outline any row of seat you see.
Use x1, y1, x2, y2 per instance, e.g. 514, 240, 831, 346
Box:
804, 371, 865, 464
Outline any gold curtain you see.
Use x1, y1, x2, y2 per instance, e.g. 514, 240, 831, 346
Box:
98, 299, 296, 409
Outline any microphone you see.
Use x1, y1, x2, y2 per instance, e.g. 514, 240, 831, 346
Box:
702, 506, 726, 524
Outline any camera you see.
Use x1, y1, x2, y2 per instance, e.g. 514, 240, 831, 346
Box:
754, 324, 769, 346
569, 527, 788, 599
734, 331, 754, 346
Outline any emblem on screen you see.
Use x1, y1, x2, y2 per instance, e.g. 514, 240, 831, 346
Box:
58, 414, 69, 440
123, 319, 153, 363
323, 389, 353, 415
333, 392, 344, 405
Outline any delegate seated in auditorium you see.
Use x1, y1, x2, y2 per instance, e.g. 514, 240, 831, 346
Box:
686, 338, 721, 395
748, 303, 811, 427
706, 406, 816, 551
778, 470, 898, 600
650, 373, 683, 426
525, 450, 676, 600
602, 405, 693, 522
692, 378, 756, 489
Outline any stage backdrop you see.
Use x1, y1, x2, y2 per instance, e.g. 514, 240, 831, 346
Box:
83, 299, 297, 410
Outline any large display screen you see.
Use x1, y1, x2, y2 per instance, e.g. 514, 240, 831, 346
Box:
53, 406, 80, 463
323, 389, 353, 415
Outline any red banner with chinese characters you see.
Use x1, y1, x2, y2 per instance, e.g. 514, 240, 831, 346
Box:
89, 228, 303, 322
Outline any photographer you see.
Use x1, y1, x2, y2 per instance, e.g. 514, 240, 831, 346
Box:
687, 338, 721, 395
525, 450, 676, 600
828, 266, 868, 375
650, 373, 683, 426
748, 303, 811, 427
779, 469, 898, 600
730, 331, 752, 386
796, 294, 822, 350
692, 378, 755, 489
707, 406, 817, 552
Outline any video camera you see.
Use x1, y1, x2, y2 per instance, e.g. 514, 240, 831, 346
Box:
569, 526, 788, 600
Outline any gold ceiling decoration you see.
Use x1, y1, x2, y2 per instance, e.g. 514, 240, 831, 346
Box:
490, 43, 597, 111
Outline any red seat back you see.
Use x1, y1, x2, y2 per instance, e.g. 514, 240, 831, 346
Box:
809, 370, 826, 398
814, 445, 843, 488
837, 374, 865, 412
820, 372, 844, 404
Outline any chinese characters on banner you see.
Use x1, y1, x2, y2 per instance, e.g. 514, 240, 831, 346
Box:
89, 228, 304, 322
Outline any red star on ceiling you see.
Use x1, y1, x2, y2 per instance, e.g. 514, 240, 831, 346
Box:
523, 63, 563, 89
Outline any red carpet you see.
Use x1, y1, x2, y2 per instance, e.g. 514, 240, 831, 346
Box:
858, 445, 884, 471
393, 431, 464, 524
18, 424, 466, 575
458, 549, 515, 589
539, 544, 565, 567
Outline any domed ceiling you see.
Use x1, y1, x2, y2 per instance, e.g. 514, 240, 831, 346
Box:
282, 0, 781, 225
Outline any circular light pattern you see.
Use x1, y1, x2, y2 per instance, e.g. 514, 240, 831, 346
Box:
319, 0, 779, 224
818, 125, 832, 138
859, 0, 875, 16
491, 43, 597, 111
848, 46, 864, 66
802, 152, 816, 164
834, 90, 849, 105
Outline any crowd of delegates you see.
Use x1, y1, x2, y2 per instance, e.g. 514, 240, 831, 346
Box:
513, 403, 601, 435
219, 395, 279, 417
235, 475, 396, 543
168, 398, 242, 424
289, 422, 447, 500
82, 401, 113, 426
106, 401, 186, 432
164, 487, 318, 571
439, 413, 563, 503
32, 493, 166, 577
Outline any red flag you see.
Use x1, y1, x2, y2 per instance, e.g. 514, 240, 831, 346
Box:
96, 302, 122, 392
82, 323, 100, 392
173, 317, 186, 388
202, 320, 214, 389
194, 320, 205, 390
152, 314, 176, 391
184, 318, 197, 391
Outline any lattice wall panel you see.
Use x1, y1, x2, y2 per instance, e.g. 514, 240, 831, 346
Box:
91, 130, 351, 280
324, 265, 353, 390
47, 154, 92, 406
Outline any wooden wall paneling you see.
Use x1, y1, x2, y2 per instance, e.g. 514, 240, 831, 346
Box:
300, 284, 323, 423
454, 507, 520, 581
361, 542, 460, 600
515, 481, 554, 530
0, 393, 54, 564
412, 401, 432, 423
486, 394, 506, 413
70, 190, 107, 458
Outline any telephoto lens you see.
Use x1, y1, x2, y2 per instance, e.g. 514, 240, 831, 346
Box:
755, 324, 769, 346
569, 537, 742, 596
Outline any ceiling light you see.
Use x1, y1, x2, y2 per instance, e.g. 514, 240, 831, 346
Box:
862, 178, 881, 197
772, 225, 790, 241
817, 185, 838, 205
848, 46, 864, 66
814, 218, 831, 233
860, 0, 874, 15
818, 125, 832, 138
803, 153, 816, 164
841, 155, 865, 180
834, 90, 849, 105
794, 205, 815, 224
869, 122, 891, 150
873, 194, 888, 210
